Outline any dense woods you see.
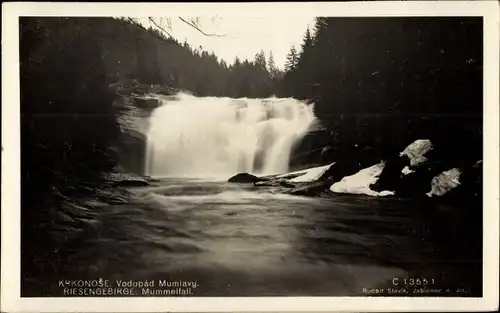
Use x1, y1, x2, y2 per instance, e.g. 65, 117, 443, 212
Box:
21, 18, 123, 291
50, 17, 282, 98
284, 17, 483, 169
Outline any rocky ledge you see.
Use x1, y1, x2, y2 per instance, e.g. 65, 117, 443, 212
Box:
227, 139, 482, 203
104, 172, 151, 187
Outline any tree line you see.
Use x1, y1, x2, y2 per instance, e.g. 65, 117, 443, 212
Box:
91, 17, 282, 98
281, 17, 483, 168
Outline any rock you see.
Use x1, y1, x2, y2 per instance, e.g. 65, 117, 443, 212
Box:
133, 96, 161, 109
320, 146, 336, 163
273, 171, 308, 180
399, 139, 434, 167
288, 181, 331, 197
288, 163, 335, 183
228, 173, 267, 183
254, 180, 281, 187
105, 172, 150, 187
108, 196, 129, 204
370, 154, 409, 192
371, 139, 443, 197
426, 168, 462, 197
279, 181, 296, 188
317, 159, 365, 184
439, 160, 482, 204
397, 167, 439, 197
60, 200, 95, 218
113, 179, 150, 187
83, 200, 108, 208
253, 179, 296, 188
116, 130, 147, 176
152, 85, 178, 95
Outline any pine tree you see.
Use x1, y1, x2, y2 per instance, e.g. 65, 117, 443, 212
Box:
254, 50, 267, 70
267, 50, 280, 79
285, 46, 299, 71
234, 56, 241, 67
313, 17, 328, 45
300, 27, 314, 54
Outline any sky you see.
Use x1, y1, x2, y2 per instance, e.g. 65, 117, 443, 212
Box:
138, 16, 316, 70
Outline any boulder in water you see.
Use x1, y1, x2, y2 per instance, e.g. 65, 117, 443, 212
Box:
399, 139, 434, 167
370, 153, 410, 192
426, 168, 462, 197
316, 159, 365, 185
371, 139, 441, 197
228, 173, 267, 183
432, 160, 482, 205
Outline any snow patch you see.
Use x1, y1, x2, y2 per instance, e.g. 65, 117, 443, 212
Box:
401, 166, 414, 176
400, 139, 433, 167
276, 163, 334, 180
426, 168, 462, 197
288, 163, 335, 183
330, 162, 395, 197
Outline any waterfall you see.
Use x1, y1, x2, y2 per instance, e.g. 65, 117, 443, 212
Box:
146, 93, 317, 178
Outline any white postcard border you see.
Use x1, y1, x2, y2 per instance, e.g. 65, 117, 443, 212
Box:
2, 1, 499, 312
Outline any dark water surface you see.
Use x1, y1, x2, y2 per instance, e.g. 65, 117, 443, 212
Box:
24, 178, 482, 297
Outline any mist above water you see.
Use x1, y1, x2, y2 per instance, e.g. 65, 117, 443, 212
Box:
146, 93, 317, 178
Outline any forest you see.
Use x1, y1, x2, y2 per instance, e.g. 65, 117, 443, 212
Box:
20, 16, 483, 291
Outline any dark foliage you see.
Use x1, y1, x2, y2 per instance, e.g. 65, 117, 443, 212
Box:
283, 17, 483, 168
20, 17, 125, 292
99, 18, 281, 98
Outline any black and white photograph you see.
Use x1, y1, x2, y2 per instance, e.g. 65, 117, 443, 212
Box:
2, 2, 499, 312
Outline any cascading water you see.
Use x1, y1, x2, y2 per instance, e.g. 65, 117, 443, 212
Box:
146, 92, 317, 178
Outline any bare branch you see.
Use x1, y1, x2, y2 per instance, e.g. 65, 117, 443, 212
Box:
127, 17, 139, 25
178, 17, 225, 37
148, 17, 174, 39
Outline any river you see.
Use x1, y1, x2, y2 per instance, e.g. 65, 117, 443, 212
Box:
31, 177, 481, 297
